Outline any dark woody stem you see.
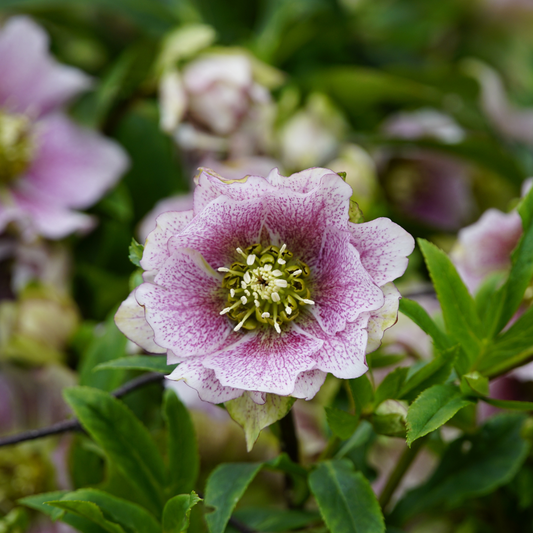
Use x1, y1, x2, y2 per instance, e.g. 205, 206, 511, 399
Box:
0, 372, 165, 448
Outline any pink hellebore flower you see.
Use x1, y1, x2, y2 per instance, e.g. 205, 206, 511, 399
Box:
116, 167, 414, 443
0, 17, 128, 240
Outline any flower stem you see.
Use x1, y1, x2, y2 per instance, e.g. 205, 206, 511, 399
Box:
378, 437, 426, 510
278, 409, 300, 508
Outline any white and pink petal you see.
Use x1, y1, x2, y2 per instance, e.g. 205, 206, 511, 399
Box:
348, 218, 415, 287
114, 291, 165, 354
204, 326, 323, 396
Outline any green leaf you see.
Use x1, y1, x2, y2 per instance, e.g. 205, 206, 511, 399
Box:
392, 414, 529, 524
204, 463, 263, 533
309, 459, 385, 533
374, 367, 409, 406
418, 239, 482, 369
479, 398, 533, 411
78, 315, 129, 392
45, 501, 126, 533
478, 305, 533, 377
518, 179, 533, 230
19, 491, 103, 533
225, 393, 295, 451
232, 507, 320, 532
128, 238, 144, 268
398, 299, 451, 352
400, 345, 458, 401
348, 374, 374, 417
460, 372, 489, 397
162, 492, 201, 533
95, 356, 177, 374
64, 387, 166, 516
367, 353, 406, 369
325, 407, 359, 440
406, 384, 474, 446
486, 221, 533, 336
163, 389, 199, 496
52, 489, 161, 533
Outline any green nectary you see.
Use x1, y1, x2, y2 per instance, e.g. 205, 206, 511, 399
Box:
218, 243, 314, 333
0, 110, 35, 185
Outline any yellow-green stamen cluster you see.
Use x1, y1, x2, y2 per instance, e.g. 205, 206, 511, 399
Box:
218, 243, 313, 334
0, 110, 35, 185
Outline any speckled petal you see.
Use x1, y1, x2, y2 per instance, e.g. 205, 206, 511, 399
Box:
364, 282, 401, 353
114, 291, 165, 354
266, 167, 339, 194
168, 195, 265, 269
135, 248, 231, 357
140, 210, 194, 271
193, 168, 274, 214
291, 369, 327, 400
348, 218, 415, 286
311, 227, 384, 335
166, 359, 243, 403
264, 173, 353, 265
204, 325, 323, 395
295, 314, 369, 379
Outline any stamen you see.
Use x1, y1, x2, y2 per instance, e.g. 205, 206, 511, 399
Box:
289, 269, 302, 277
220, 301, 241, 315
236, 247, 246, 258
274, 279, 288, 288
243, 271, 251, 284
274, 322, 281, 334
261, 312, 270, 318
277, 258, 286, 265
247, 254, 256, 266
230, 289, 235, 297
280, 244, 287, 254
271, 292, 280, 302
245, 290, 251, 296
234, 308, 255, 331
264, 264, 272, 272
218, 267, 244, 276
272, 270, 283, 277
241, 296, 248, 305
254, 300, 260, 307
285, 306, 292, 315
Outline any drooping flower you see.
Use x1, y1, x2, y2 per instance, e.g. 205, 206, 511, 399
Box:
116, 167, 414, 446
0, 17, 128, 240
159, 51, 276, 159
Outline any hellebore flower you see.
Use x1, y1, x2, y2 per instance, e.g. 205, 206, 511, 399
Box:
0, 17, 128, 240
159, 52, 276, 159
116, 167, 414, 447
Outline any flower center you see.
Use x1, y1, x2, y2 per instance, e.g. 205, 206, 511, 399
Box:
0, 110, 35, 185
218, 243, 314, 334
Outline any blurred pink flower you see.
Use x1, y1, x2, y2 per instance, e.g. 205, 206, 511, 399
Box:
116, 166, 414, 405
160, 53, 274, 158
0, 17, 128, 240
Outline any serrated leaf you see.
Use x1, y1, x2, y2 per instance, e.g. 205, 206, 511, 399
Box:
374, 367, 409, 406
392, 414, 529, 524
52, 489, 160, 533
418, 239, 482, 369
485, 221, 533, 336
95, 355, 177, 374
325, 407, 359, 440
163, 389, 199, 496
204, 463, 263, 533
64, 387, 166, 516
46, 501, 126, 533
348, 374, 374, 417
163, 492, 201, 533
309, 459, 385, 533
406, 384, 474, 446
400, 345, 458, 401
479, 305, 533, 377
398, 299, 452, 352
129, 238, 144, 267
